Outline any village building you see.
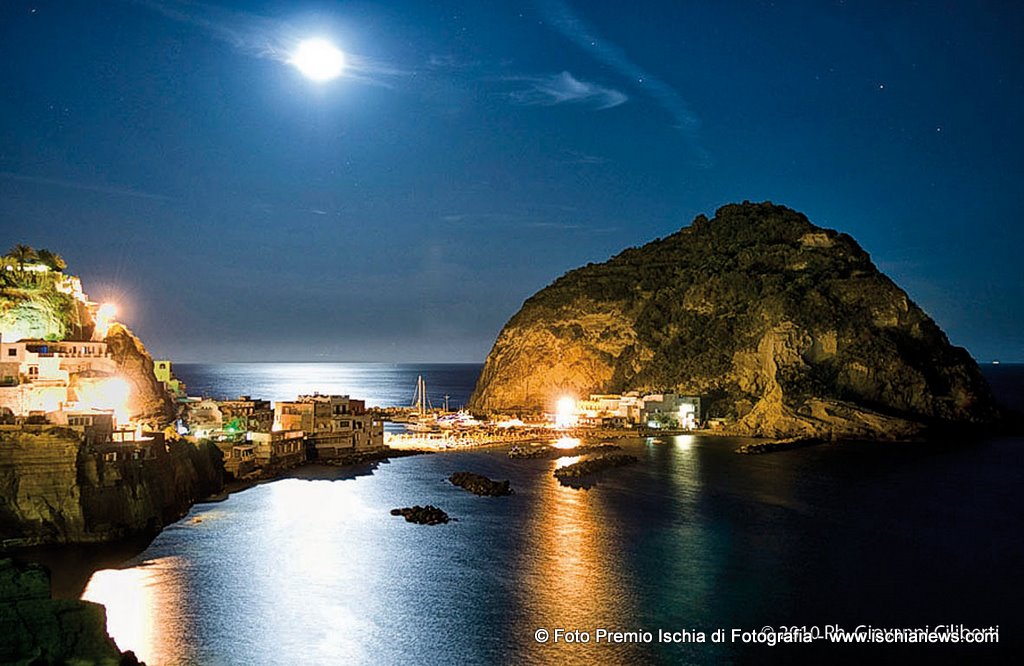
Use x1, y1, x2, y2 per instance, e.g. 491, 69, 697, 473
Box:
249, 429, 305, 469
0, 339, 131, 424
223, 443, 256, 478
217, 396, 273, 434
185, 399, 224, 437
574, 391, 701, 429
274, 394, 383, 459
641, 393, 702, 429
46, 408, 115, 445
153, 360, 187, 399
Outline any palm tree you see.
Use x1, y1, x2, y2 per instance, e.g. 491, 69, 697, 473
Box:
7, 244, 36, 269
36, 248, 67, 272
0, 256, 16, 287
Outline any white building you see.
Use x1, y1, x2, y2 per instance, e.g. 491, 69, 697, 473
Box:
641, 393, 702, 429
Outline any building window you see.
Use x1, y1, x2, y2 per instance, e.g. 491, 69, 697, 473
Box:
7, 349, 15, 356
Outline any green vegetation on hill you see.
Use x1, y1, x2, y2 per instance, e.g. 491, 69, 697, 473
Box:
0, 246, 87, 342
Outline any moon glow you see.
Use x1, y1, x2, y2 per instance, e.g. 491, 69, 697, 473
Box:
291, 38, 345, 82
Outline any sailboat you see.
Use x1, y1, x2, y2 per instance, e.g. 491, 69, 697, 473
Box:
406, 376, 437, 432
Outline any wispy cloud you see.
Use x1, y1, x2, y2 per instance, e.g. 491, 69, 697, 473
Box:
0, 171, 169, 201
524, 221, 585, 230
426, 54, 479, 71
562, 150, 610, 165
128, 0, 406, 86
440, 210, 614, 233
537, 0, 700, 134
506, 71, 626, 110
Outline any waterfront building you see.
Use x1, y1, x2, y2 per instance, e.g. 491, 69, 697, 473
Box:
249, 430, 305, 468
274, 394, 383, 458
223, 443, 256, 478
641, 393, 702, 429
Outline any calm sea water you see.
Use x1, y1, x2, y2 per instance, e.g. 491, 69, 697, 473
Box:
62, 364, 1024, 664
172, 363, 481, 409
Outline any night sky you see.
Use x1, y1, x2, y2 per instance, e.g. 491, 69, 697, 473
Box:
1, 1, 1021, 362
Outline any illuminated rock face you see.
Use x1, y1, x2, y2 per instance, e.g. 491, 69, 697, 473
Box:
470, 202, 999, 439
104, 324, 176, 426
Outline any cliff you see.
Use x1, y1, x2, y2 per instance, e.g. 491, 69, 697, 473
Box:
470, 202, 999, 439
104, 323, 176, 426
0, 427, 222, 549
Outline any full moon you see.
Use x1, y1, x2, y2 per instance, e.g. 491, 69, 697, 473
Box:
290, 38, 345, 82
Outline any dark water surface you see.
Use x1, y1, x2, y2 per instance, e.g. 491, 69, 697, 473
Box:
47, 365, 1024, 663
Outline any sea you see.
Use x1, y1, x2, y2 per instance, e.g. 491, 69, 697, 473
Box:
30, 363, 1024, 664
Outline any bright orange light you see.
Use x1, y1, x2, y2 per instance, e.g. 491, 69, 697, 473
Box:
75, 376, 132, 424
94, 302, 117, 339
554, 396, 577, 429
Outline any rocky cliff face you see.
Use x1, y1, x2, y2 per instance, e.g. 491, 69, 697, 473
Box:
470, 202, 999, 439
104, 323, 176, 426
0, 427, 222, 548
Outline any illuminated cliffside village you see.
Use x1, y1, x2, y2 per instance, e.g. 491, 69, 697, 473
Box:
0, 253, 386, 481
2, 252, 707, 484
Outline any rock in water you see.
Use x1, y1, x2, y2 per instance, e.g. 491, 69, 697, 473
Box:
553, 454, 639, 480
390, 505, 450, 525
470, 202, 999, 440
448, 472, 513, 496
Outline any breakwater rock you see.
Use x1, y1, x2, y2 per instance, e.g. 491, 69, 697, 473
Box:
0, 427, 223, 549
508, 442, 622, 459
448, 472, 513, 496
735, 437, 826, 454
471, 202, 999, 440
390, 505, 451, 525
0, 558, 143, 665
553, 454, 639, 481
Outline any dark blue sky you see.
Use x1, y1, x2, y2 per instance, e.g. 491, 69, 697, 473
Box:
1, 0, 1021, 362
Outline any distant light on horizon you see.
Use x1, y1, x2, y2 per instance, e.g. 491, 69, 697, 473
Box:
290, 38, 346, 82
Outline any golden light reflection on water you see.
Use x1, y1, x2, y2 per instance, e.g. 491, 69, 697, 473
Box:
554, 455, 581, 469
553, 436, 581, 449
520, 457, 641, 664
81, 557, 186, 665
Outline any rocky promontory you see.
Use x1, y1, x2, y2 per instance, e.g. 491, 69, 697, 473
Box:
470, 203, 999, 440
1, 249, 223, 548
